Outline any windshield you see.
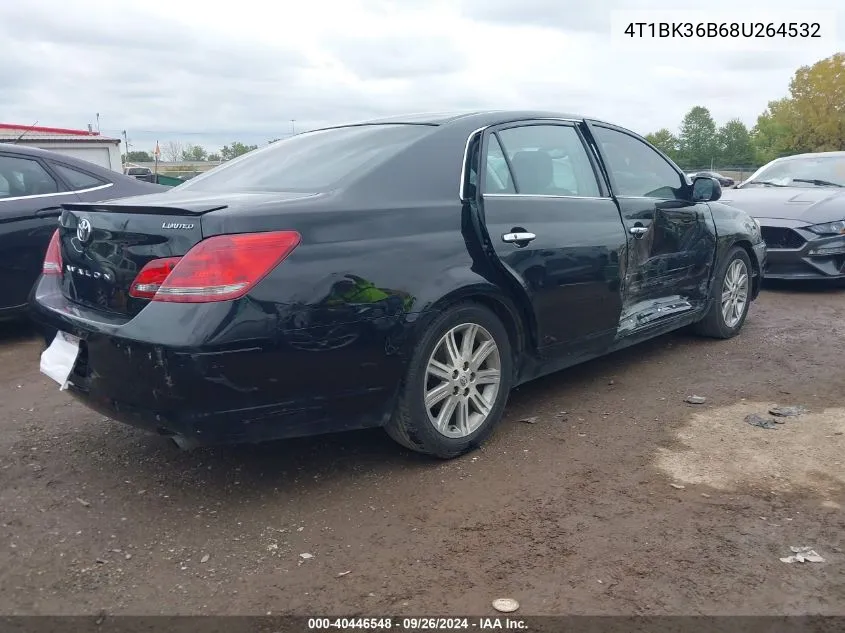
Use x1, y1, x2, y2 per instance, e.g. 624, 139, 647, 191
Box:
747, 155, 845, 187
176, 124, 433, 194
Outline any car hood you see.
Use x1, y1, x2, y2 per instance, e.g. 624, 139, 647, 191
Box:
720, 187, 845, 224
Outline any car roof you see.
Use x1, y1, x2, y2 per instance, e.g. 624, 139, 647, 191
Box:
310, 110, 601, 132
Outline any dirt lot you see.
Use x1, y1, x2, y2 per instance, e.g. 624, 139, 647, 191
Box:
1, 285, 843, 616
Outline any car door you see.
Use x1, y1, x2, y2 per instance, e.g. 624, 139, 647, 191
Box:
584, 122, 716, 334
477, 120, 628, 365
0, 153, 78, 313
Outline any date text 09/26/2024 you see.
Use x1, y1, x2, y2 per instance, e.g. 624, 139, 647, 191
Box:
307, 618, 528, 630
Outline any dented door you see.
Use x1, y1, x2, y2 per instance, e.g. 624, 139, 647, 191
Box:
585, 123, 716, 335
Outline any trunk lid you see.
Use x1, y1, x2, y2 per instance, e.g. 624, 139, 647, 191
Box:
58, 200, 216, 317
58, 191, 322, 317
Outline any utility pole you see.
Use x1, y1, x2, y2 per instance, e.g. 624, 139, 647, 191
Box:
290, 119, 296, 136
122, 130, 130, 165
96, 113, 100, 133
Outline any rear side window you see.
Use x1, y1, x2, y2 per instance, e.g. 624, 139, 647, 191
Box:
483, 135, 516, 194
53, 164, 107, 190
0, 155, 59, 198
490, 125, 601, 197
178, 124, 433, 193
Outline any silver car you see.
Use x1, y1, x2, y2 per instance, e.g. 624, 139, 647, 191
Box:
721, 152, 845, 281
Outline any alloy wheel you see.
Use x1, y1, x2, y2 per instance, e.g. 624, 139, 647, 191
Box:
423, 322, 501, 438
721, 258, 749, 328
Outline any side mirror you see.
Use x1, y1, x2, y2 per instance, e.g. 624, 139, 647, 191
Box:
692, 176, 722, 202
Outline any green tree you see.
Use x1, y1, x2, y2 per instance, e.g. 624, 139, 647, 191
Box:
677, 106, 718, 169
716, 119, 754, 166
220, 141, 258, 161
207, 153, 221, 162
125, 150, 152, 162
751, 98, 795, 164
645, 128, 679, 160
181, 144, 208, 161
787, 52, 845, 153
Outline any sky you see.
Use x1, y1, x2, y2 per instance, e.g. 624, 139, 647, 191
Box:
1, 0, 842, 155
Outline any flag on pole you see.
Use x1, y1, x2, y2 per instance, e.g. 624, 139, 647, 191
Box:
153, 141, 161, 159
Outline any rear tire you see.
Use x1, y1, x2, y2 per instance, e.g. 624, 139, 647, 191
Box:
385, 303, 513, 458
693, 246, 752, 339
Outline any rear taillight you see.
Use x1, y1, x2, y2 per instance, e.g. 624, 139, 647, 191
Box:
131, 231, 301, 303
43, 229, 62, 275
129, 257, 182, 299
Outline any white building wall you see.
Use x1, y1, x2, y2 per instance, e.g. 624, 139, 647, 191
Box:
26, 142, 122, 171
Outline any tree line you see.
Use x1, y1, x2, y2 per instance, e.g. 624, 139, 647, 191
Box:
123, 53, 843, 170
125, 140, 265, 164
644, 52, 844, 170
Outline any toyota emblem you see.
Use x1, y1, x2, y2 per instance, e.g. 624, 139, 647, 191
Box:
77, 218, 92, 243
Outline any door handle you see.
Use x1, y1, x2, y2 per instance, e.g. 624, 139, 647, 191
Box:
629, 226, 648, 239
502, 232, 536, 244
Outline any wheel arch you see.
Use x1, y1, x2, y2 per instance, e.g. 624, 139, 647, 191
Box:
726, 238, 761, 299
403, 278, 534, 383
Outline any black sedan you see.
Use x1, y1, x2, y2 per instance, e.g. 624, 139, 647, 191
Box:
688, 171, 735, 188
721, 152, 845, 281
28, 111, 766, 458
0, 144, 165, 320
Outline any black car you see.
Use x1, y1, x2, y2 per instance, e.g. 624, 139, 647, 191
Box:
0, 144, 166, 320
28, 111, 766, 458
688, 171, 735, 188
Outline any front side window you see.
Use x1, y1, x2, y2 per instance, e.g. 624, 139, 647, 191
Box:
591, 126, 684, 199
0, 155, 59, 199
53, 164, 107, 191
488, 124, 601, 197
177, 124, 434, 194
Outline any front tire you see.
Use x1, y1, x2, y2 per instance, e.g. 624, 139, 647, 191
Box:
386, 303, 513, 458
694, 246, 752, 339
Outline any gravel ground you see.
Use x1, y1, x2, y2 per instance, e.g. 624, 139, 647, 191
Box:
1, 284, 843, 616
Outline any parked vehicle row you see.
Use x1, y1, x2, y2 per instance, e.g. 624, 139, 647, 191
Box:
0, 145, 166, 320
687, 171, 735, 188
26, 111, 767, 457
723, 152, 845, 281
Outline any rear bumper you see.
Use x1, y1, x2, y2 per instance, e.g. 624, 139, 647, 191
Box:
28, 282, 404, 445
0, 303, 28, 323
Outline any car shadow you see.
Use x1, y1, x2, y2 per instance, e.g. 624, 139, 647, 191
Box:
762, 278, 845, 294
132, 329, 692, 491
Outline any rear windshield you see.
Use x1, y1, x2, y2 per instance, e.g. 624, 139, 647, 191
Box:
177, 124, 433, 193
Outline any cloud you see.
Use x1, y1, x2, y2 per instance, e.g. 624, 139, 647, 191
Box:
326, 35, 466, 80
0, 0, 842, 153
457, 0, 613, 32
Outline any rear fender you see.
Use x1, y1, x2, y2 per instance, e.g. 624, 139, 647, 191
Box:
399, 269, 536, 380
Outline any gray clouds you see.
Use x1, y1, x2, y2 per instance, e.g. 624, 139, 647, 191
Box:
1, 0, 842, 153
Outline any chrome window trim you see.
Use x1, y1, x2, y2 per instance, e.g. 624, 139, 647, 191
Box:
0, 182, 114, 203
484, 193, 612, 201
458, 126, 490, 200
458, 118, 584, 200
